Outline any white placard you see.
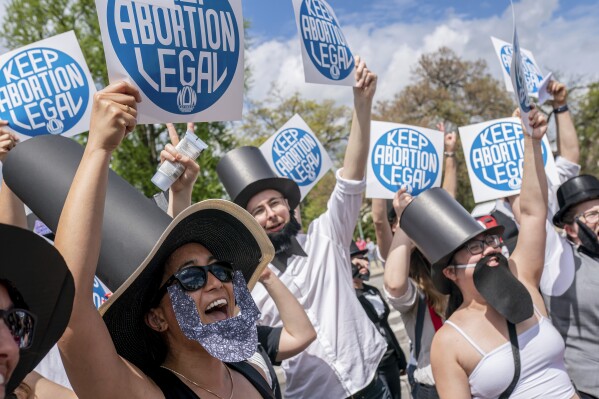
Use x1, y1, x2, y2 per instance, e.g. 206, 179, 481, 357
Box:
292, 0, 355, 86
366, 121, 444, 199
0, 31, 96, 140
510, 27, 533, 134
459, 117, 559, 203
491, 36, 545, 99
260, 114, 333, 200
96, 0, 245, 123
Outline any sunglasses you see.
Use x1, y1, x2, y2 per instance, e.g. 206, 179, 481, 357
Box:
0, 308, 36, 349
152, 262, 235, 306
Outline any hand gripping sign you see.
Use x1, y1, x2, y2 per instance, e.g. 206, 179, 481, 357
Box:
260, 114, 333, 200
0, 31, 96, 140
458, 117, 559, 203
96, 0, 244, 123
292, 0, 355, 86
366, 121, 444, 199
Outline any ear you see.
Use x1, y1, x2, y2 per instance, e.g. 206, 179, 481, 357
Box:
145, 307, 168, 333
563, 223, 579, 242
442, 266, 457, 282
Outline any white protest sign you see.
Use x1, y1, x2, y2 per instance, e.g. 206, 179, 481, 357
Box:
537, 72, 554, 105
459, 117, 559, 203
510, 26, 533, 134
260, 114, 333, 200
292, 0, 355, 86
366, 121, 444, 199
0, 31, 96, 140
96, 0, 244, 123
491, 36, 545, 99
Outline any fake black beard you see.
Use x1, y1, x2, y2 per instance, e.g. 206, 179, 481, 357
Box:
473, 253, 534, 324
576, 219, 599, 257
351, 264, 371, 281
268, 214, 301, 254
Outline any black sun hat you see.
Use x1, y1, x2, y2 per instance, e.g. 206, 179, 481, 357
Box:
99, 199, 274, 373
553, 175, 599, 227
0, 224, 74, 394
217, 146, 301, 210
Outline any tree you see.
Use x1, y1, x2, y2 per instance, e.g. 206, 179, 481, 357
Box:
375, 47, 515, 210
574, 82, 599, 177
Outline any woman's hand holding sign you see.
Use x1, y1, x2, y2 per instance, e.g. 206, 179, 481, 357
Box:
392, 186, 414, 223
0, 120, 18, 162
514, 105, 547, 140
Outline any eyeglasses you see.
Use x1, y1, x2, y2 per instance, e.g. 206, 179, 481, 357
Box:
577, 210, 599, 225
0, 308, 36, 349
461, 235, 501, 256
152, 262, 234, 306
251, 197, 287, 223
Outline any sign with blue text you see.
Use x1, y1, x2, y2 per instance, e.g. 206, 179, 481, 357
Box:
366, 121, 444, 199
292, 0, 355, 86
96, 0, 244, 123
0, 31, 96, 140
260, 114, 332, 200
459, 117, 558, 203
491, 36, 544, 99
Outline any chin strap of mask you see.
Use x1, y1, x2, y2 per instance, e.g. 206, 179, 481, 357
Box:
576, 219, 599, 257
499, 321, 521, 398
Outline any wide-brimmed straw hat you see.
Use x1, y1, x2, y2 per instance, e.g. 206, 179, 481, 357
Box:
0, 224, 74, 394
99, 200, 274, 373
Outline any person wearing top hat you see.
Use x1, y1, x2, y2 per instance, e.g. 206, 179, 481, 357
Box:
396, 107, 577, 398
0, 224, 74, 399
545, 174, 599, 399
216, 57, 389, 399
49, 81, 275, 399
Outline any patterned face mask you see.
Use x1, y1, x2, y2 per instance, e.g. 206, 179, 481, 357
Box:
168, 271, 260, 362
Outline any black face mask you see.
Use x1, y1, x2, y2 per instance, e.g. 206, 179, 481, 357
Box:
268, 213, 301, 254
351, 263, 370, 281
576, 219, 599, 257
472, 253, 534, 324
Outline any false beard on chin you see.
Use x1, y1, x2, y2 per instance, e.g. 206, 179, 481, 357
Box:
472, 253, 534, 324
268, 214, 301, 254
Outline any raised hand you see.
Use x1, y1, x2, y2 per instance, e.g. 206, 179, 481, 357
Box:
0, 120, 18, 162
547, 80, 568, 108
161, 122, 200, 194
353, 55, 377, 106
393, 187, 414, 223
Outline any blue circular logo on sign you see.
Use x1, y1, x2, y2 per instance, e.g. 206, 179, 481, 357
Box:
0, 47, 90, 137
371, 128, 439, 195
470, 121, 548, 191
106, 0, 240, 114
500, 45, 543, 96
272, 128, 322, 187
299, 0, 353, 81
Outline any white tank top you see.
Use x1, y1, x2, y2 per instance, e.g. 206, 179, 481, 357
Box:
445, 308, 575, 399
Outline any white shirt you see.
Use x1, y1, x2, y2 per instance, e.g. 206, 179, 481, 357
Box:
251, 169, 387, 398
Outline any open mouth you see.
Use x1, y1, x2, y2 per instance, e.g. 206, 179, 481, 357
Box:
268, 223, 284, 233
486, 255, 500, 267
204, 298, 230, 322
0, 371, 5, 385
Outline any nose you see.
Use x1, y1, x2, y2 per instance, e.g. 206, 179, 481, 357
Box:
264, 204, 277, 221
482, 242, 500, 256
0, 321, 19, 373
202, 271, 224, 292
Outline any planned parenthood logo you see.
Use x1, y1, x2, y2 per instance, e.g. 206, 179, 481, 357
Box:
299, 0, 353, 81
272, 128, 322, 186
0, 48, 90, 137
470, 121, 548, 191
106, 0, 240, 114
500, 45, 543, 97
371, 128, 439, 195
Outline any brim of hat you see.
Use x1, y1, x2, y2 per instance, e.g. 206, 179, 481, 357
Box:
99, 199, 274, 373
430, 225, 505, 295
0, 224, 74, 394
351, 249, 368, 257
233, 177, 301, 210
553, 190, 599, 227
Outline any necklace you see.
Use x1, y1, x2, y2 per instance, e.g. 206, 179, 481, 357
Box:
160, 364, 234, 399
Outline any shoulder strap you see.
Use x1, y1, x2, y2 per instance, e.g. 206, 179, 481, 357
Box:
414, 293, 426, 360
499, 321, 521, 399
227, 361, 275, 399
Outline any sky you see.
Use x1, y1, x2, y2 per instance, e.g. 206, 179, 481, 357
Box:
0, 0, 598, 108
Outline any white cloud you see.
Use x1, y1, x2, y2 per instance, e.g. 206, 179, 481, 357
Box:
246, 0, 599, 108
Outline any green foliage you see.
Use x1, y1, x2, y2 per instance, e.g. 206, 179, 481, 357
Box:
574, 82, 599, 177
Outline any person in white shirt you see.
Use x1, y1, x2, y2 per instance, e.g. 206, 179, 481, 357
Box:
217, 57, 389, 399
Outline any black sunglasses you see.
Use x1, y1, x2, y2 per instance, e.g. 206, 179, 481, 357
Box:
152, 262, 234, 306
0, 308, 36, 349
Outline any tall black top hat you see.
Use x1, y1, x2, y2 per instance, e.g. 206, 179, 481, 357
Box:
400, 188, 504, 294
3, 135, 172, 292
350, 240, 368, 257
553, 175, 599, 227
216, 146, 300, 210
0, 224, 74, 394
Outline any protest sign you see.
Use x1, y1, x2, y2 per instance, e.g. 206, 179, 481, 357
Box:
510, 27, 533, 134
366, 121, 444, 199
260, 114, 332, 200
0, 31, 96, 140
491, 36, 545, 99
96, 0, 244, 123
292, 0, 355, 86
459, 117, 559, 203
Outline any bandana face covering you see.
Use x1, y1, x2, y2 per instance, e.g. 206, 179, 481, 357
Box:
576, 219, 599, 257
472, 254, 534, 324
167, 271, 260, 362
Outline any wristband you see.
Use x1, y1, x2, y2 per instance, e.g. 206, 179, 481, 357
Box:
444, 151, 455, 158
553, 104, 569, 114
